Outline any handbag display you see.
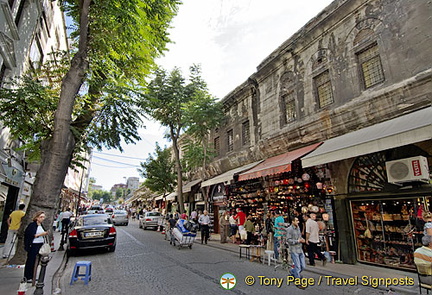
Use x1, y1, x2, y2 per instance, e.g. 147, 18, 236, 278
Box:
39, 236, 51, 256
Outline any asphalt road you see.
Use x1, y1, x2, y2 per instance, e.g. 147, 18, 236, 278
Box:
59, 221, 400, 295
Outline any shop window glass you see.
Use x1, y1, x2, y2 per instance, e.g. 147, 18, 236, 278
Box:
314, 70, 334, 108
357, 43, 384, 89
351, 198, 427, 270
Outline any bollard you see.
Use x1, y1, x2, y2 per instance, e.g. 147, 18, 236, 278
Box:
33, 255, 50, 295
17, 278, 27, 295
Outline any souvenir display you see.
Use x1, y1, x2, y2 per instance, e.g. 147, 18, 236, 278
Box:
351, 198, 423, 270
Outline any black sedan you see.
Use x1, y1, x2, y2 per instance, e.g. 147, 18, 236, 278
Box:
67, 214, 116, 255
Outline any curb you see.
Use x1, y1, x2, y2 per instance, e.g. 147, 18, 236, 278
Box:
51, 250, 69, 294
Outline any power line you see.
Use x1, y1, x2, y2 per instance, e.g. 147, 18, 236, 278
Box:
92, 151, 146, 161
91, 162, 141, 169
92, 155, 141, 167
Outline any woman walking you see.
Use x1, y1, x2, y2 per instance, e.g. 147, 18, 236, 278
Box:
24, 211, 49, 283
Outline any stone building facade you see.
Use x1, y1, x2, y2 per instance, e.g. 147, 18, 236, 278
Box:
201, 0, 432, 269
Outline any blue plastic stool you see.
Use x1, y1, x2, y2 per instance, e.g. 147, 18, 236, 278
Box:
70, 261, 92, 285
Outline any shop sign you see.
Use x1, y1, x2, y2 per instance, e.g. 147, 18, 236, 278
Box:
213, 195, 227, 202
2, 163, 23, 187
22, 182, 31, 196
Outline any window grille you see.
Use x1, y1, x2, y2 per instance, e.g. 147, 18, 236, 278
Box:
314, 71, 334, 108
358, 44, 384, 89
242, 121, 250, 146
214, 137, 220, 156
227, 130, 233, 152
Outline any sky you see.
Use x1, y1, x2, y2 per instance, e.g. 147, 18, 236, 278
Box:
89, 0, 335, 191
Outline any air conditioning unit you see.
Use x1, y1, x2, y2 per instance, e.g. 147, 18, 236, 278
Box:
385, 156, 430, 184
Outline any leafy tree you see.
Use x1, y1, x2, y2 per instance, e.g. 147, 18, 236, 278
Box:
138, 143, 176, 196
182, 91, 224, 176
91, 190, 112, 203
143, 65, 209, 213
3, 0, 179, 264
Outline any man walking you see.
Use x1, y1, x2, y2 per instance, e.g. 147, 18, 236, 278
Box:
273, 210, 285, 260
305, 213, 326, 266
2, 204, 25, 259
287, 217, 306, 289
198, 210, 211, 244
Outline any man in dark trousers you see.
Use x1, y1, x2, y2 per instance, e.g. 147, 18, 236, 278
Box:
305, 213, 327, 266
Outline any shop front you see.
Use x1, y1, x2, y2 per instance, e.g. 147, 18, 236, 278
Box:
347, 151, 432, 270
302, 108, 432, 269
231, 143, 338, 253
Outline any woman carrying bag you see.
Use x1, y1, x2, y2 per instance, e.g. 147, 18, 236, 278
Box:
24, 211, 49, 283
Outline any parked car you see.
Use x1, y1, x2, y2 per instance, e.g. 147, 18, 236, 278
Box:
111, 210, 129, 226
139, 212, 163, 230
67, 214, 116, 255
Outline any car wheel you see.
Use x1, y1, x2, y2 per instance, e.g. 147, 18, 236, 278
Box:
125, 223, 128, 226
108, 245, 116, 252
143, 226, 146, 230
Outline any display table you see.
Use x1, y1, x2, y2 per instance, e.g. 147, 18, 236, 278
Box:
250, 245, 264, 263
239, 245, 251, 259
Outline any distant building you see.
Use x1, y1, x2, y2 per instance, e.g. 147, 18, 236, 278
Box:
126, 177, 139, 191
110, 183, 127, 196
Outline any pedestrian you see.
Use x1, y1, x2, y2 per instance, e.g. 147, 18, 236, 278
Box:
273, 210, 285, 260
229, 212, 238, 243
265, 212, 274, 250
190, 210, 198, 223
167, 214, 177, 245
305, 213, 327, 266
219, 211, 230, 243
198, 210, 211, 244
2, 204, 26, 259
244, 215, 255, 245
24, 211, 49, 283
234, 208, 246, 242
287, 216, 306, 289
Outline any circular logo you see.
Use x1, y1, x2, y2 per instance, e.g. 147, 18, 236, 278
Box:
220, 273, 236, 290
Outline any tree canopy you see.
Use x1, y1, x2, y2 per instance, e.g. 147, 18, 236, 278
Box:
138, 143, 176, 196
5, 0, 180, 265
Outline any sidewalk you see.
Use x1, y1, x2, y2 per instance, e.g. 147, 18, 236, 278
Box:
0, 230, 67, 295
0, 230, 421, 294
196, 232, 420, 294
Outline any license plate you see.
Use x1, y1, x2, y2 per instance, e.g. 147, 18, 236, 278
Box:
84, 231, 103, 238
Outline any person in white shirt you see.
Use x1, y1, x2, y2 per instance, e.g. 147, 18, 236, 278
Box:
305, 213, 326, 266
198, 210, 211, 244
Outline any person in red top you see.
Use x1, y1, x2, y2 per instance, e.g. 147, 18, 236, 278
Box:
235, 208, 246, 240
235, 208, 246, 226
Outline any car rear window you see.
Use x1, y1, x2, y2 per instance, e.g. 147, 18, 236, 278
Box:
78, 215, 112, 226
114, 210, 127, 214
147, 212, 161, 217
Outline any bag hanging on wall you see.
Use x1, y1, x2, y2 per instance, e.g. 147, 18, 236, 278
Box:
39, 236, 51, 256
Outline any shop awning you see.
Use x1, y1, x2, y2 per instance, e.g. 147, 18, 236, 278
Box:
154, 192, 177, 201
201, 161, 263, 187
238, 142, 323, 181
182, 179, 201, 193
302, 107, 432, 168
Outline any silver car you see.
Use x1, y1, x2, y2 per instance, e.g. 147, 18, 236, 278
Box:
139, 212, 163, 230
111, 210, 129, 226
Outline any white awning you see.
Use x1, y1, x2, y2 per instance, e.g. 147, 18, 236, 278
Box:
182, 179, 201, 193
201, 161, 263, 187
302, 107, 432, 167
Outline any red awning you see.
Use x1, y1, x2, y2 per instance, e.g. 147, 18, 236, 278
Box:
238, 142, 322, 181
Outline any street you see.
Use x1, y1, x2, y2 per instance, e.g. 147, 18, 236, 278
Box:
57, 221, 406, 295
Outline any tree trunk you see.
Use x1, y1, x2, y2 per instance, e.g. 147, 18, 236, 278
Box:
8, 0, 91, 265
171, 129, 185, 214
